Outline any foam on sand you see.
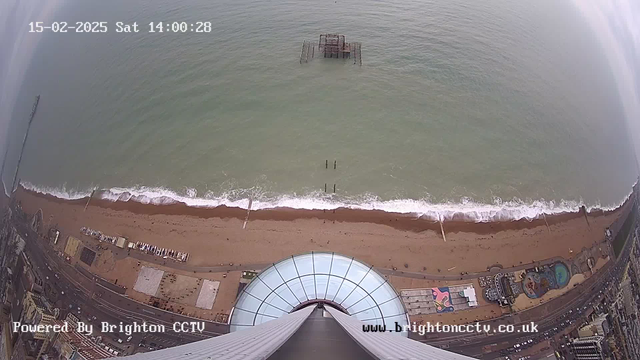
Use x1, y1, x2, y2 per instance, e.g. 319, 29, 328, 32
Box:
20, 181, 632, 223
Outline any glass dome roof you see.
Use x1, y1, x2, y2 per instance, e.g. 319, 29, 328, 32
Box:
229, 252, 409, 336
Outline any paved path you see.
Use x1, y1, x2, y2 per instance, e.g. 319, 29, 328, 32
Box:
123, 245, 568, 282
432, 218, 637, 359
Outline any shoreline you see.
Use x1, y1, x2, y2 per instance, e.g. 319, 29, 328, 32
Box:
13, 185, 629, 234
11, 183, 630, 282
20, 181, 635, 222
9, 184, 632, 328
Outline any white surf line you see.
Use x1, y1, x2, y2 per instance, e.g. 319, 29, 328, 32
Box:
243, 197, 253, 229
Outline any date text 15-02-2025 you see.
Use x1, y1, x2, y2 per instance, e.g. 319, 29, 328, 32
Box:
28, 21, 213, 33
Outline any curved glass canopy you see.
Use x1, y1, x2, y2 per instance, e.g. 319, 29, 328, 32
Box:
229, 252, 409, 336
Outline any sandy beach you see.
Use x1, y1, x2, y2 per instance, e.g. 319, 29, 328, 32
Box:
14, 186, 629, 274
9, 185, 635, 325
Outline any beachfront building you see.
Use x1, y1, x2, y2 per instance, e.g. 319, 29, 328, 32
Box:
48, 320, 113, 360
22, 291, 55, 338
569, 336, 606, 360
578, 314, 610, 337
401, 284, 478, 315
121, 253, 473, 359
21, 291, 55, 358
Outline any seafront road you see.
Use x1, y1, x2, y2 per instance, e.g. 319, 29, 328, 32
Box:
12, 205, 632, 359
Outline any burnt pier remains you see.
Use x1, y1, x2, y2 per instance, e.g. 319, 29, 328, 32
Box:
300, 34, 362, 65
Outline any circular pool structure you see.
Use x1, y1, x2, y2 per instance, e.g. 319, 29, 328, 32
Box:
522, 262, 571, 299
554, 262, 570, 288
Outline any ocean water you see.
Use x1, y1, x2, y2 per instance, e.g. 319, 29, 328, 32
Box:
3, 0, 639, 220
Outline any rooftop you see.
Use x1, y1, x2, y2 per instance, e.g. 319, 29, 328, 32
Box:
229, 252, 409, 336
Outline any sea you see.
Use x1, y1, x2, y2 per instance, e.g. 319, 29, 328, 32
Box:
2, 0, 639, 221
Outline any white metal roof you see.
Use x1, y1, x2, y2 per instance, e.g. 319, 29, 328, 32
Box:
229, 252, 410, 336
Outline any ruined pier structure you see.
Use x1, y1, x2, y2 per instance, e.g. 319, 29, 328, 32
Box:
300, 34, 362, 65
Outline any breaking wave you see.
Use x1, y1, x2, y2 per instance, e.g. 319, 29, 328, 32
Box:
19, 181, 631, 223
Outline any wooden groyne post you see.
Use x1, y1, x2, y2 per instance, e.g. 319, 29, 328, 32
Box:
439, 215, 447, 242
243, 198, 253, 229
84, 189, 97, 212
542, 213, 551, 233
581, 205, 591, 228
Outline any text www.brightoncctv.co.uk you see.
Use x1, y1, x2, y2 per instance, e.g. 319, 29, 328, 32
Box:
363, 322, 539, 335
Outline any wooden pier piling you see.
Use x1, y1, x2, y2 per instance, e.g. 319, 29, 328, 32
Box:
300, 41, 312, 63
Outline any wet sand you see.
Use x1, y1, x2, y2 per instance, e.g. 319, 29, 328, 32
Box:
13, 186, 631, 275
